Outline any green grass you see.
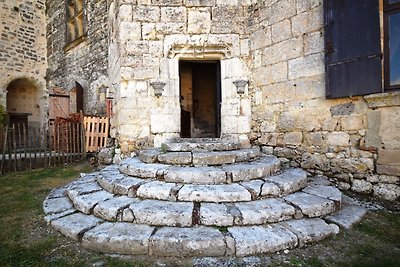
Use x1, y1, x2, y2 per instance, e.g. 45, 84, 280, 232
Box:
0, 163, 154, 267
0, 164, 399, 266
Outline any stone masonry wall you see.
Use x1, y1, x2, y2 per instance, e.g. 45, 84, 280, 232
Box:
0, 0, 47, 125
249, 0, 399, 201
47, 0, 109, 115
111, 0, 255, 150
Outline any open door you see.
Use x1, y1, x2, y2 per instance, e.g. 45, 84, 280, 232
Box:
179, 61, 221, 138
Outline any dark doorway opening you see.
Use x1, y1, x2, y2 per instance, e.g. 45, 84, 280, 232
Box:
179, 61, 221, 138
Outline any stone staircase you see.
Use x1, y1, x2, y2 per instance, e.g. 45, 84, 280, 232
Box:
43, 138, 367, 259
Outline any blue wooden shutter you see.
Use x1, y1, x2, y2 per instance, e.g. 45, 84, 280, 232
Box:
324, 0, 383, 98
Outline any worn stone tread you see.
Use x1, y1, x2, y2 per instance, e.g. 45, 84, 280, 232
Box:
128, 200, 194, 227
265, 168, 308, 195
82, 222, 154, 255
324, 204, 368, 229
234, 198, 295, 225
178, 184, 252, 202
281, 218, 339, 247
46, 201, 343, 256
228, 224, 298, 256
284, 192, 338, 217
149, 226, 227, 257
118, 155, 280, 184
164, 139, 241, 152
51, 213, 104, 241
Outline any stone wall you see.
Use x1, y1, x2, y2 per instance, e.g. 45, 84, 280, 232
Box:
47, 0, 109, 115
111, 0, 254, 150
0, 0, 47, 127
248, 0, 399, 201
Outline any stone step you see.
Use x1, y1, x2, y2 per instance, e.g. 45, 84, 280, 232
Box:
97, 168, 307, 202
164, 138, 241, 152
58, 177, 342, 227
43, 169, 365, 258
119, 155, 281, 184
138, 148, 261, 166
45, 201, 339, 257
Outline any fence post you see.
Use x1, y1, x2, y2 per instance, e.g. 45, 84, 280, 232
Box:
1, 125, 8, 174
80, 111, 86, 159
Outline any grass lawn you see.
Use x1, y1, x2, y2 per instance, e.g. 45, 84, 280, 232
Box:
0, 163, 399, 267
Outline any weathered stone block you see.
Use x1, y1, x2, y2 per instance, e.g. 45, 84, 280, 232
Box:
161, 6, 187, 22
326, 132, 350, 146
283, 218, 338, 247
119, 5, 133, 21
283, 132, 303, 146
82, 222, 154, 255
262, 37, 303, 65
351, 179, 373, 194
200, 203, 234, 226
373, 183, 400, 201
164, 166, 227, 184
158, 152, 192, 165
177, 184, 252, 202
132, 6, 160, 22
288, 53, 324, 80
188, 8, 211, 34
284, 192, 336, 217
151, 114, 180, 133
51, 213, 103, 241
301, 153, 330, 171
305, 132, 324, 146
93, 196, 137, 221
291, 6, 323, 36
228, 224, 298, 256
268, 0, 297, 24
341, 115, 365, 131
130, 200, 193, 226
150, 227, 226, 257
192, 151, 236, 166
304, 31, 324, 55
325, 205, 368, 229
252, 62, 288, 86
250, 26, 271, 50
272, 19, 292, 43
378, 149, 400, 166
235, 199, 295, 225
136, 181, 181, 201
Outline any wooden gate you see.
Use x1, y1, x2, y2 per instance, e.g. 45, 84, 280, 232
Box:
83, 116, 109, 153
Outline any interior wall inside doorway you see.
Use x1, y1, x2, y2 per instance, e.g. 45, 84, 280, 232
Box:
180, 61, 218, 138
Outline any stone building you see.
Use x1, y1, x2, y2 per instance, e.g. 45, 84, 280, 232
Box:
1, 0, 400, 200
0, 0, 47, 129
46, 0, 109, 116
104, 0, 399, 200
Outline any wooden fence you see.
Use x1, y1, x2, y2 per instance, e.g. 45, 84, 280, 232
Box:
0, 122, 85, 174
84, 116, 110, 153
0, 115, 110, 174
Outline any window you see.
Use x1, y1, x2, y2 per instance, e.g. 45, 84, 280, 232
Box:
384, 0, 400, 89
324, 0, 383, 98
66, 0, 84, 45
324, 0, 400, 98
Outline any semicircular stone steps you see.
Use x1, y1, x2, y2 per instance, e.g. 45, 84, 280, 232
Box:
43, 139, 368, 259
96, 167, 310, 203
43, 179, 342, 258
119, 155, 281, 184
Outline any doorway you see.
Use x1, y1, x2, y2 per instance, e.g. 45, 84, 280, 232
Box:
179, 61, 221, 138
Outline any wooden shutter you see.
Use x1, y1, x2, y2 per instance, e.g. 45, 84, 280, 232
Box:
324, 0, 383, 98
